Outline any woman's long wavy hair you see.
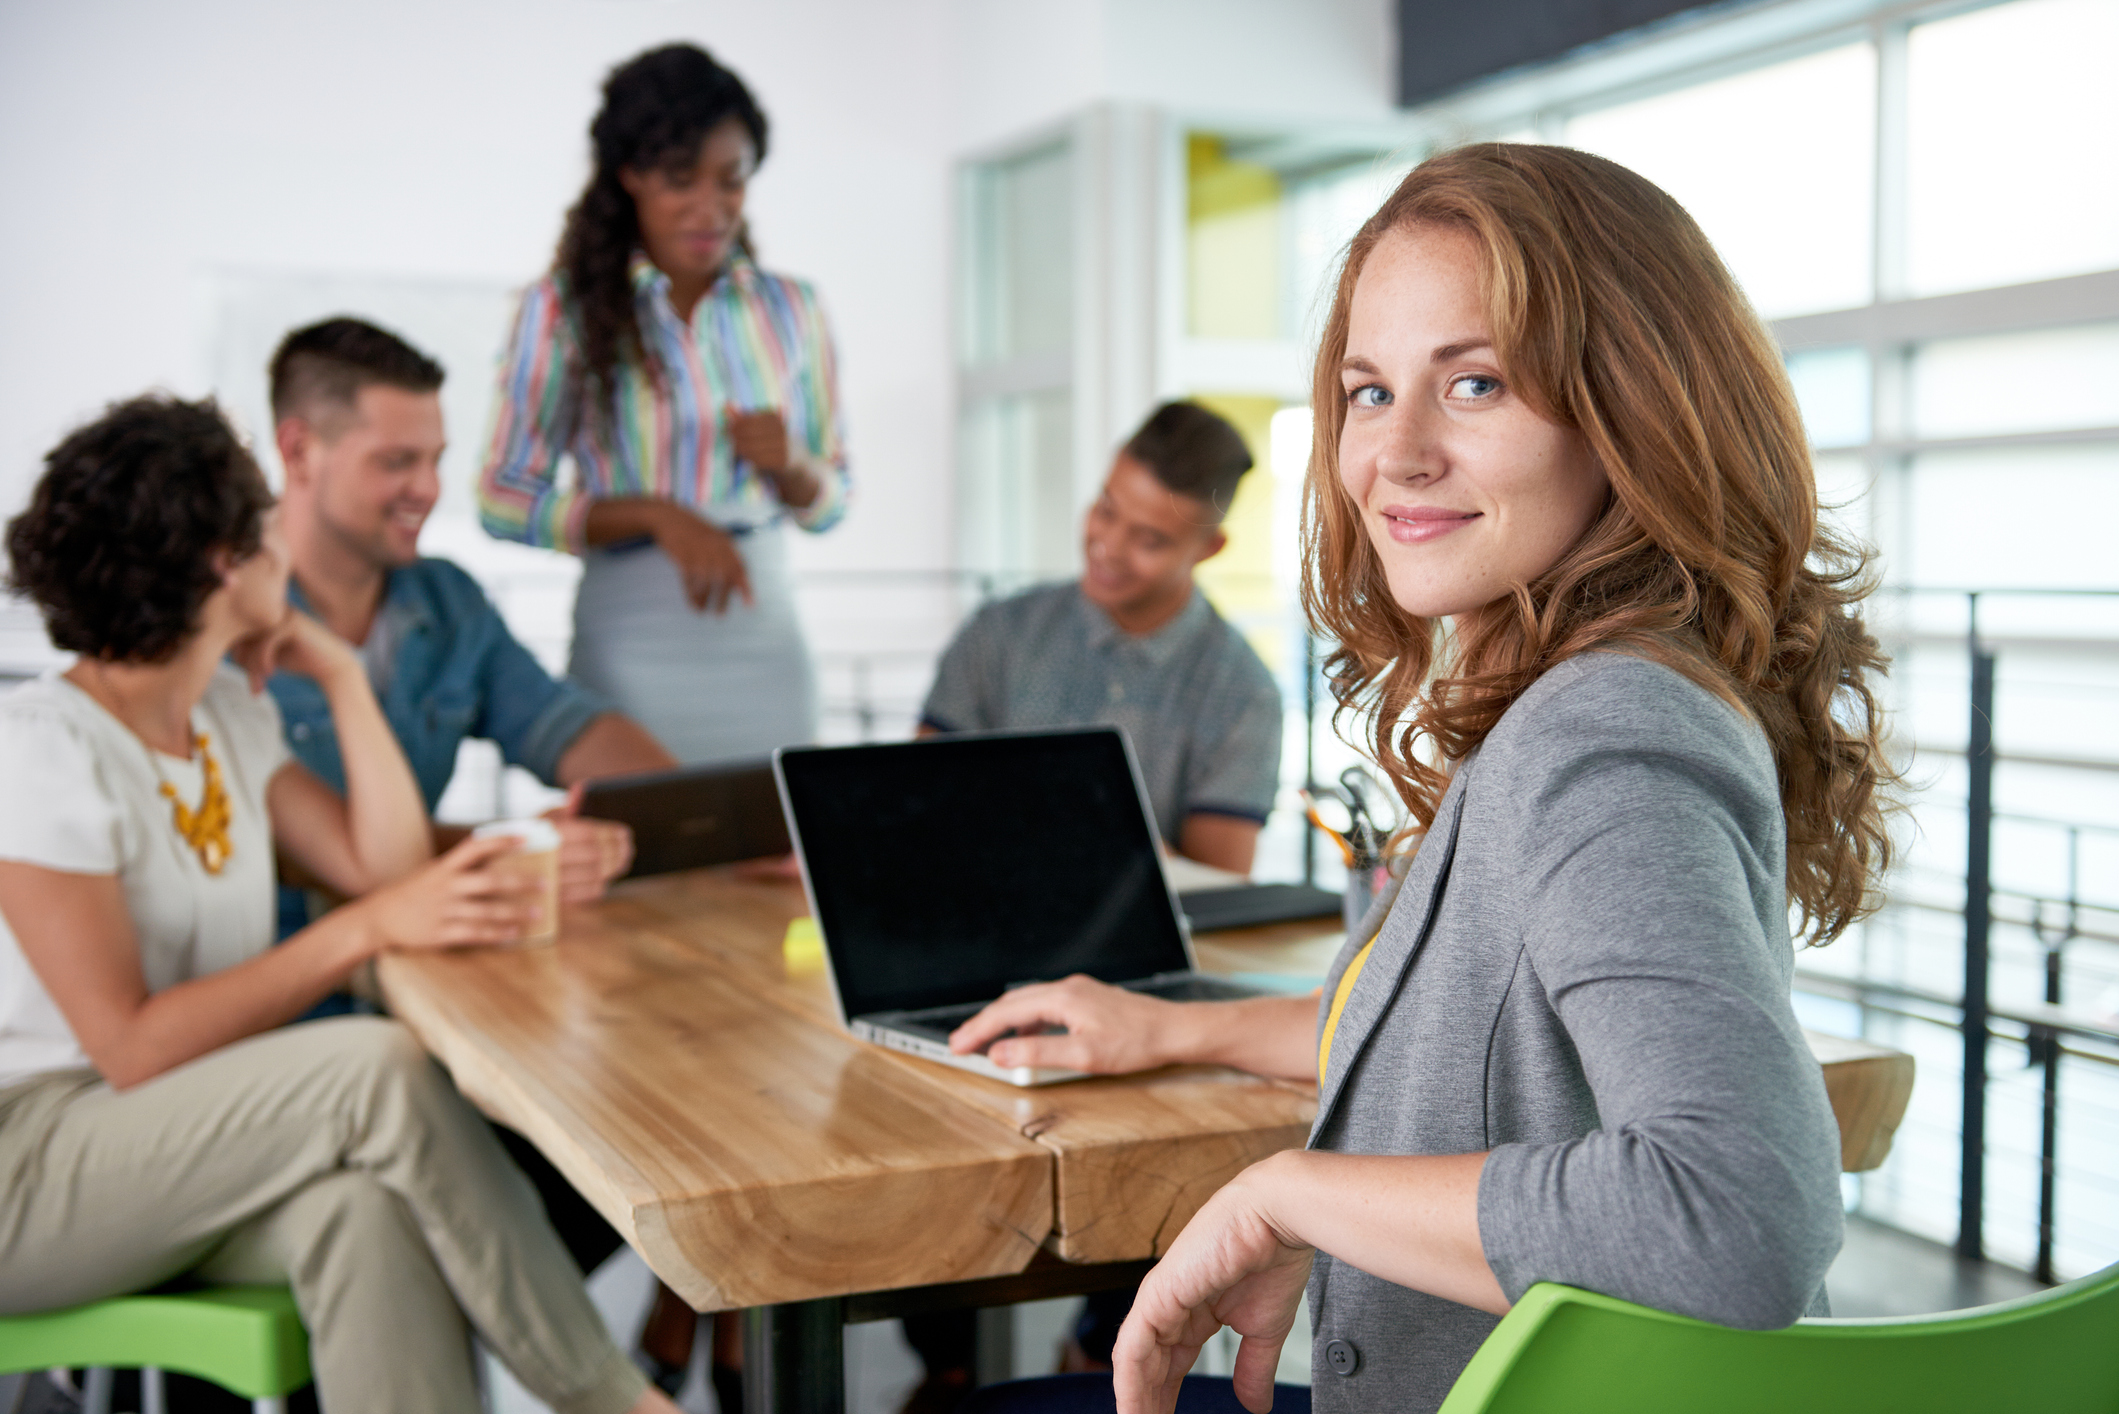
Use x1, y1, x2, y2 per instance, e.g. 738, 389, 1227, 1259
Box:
554, 43, 768, 409
1302, 143, 1896, 943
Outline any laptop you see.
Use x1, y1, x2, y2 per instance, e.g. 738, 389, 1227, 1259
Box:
773, 727, 1272, 1085
1179, 882, 1343, 932
579, 759, 791, 879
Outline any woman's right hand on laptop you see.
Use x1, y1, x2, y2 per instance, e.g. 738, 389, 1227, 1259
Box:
949, 975, 1183, 1074
951, 974, 1325, 1083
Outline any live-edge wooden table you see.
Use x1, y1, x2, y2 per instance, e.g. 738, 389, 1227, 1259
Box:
376, 868, 1316, 1414
376, 867, 1913, 1414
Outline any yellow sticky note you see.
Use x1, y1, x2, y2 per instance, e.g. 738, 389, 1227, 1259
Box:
782, 917, 825, 977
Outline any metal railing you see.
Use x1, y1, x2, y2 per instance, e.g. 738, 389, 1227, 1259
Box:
1912, 588, 2119, 1276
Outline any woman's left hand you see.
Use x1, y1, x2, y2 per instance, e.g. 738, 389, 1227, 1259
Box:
231, 608, 362, 695
725, 405, 822, 509
1113, 1153, 1314, 1414
724, 406, 789, 473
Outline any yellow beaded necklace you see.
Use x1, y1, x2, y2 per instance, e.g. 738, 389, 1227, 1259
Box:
156, 731, 233, 875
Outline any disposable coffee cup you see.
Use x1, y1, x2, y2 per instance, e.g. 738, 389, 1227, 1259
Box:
473, 818, 562, 947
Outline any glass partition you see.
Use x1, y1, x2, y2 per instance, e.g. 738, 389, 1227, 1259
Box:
957, 134, 1078, 582
1910, 323, 2119, 440
1787, 346, 1873, 449
962, 140, 1073, 366
1565, 41, 1877, 319
1906, 445, 2119, 589
955, 390, 1076, 580
1907, 0, 2119, 296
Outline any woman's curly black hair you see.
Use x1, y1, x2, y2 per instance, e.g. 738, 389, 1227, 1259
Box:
555, 43, 769, 412
6, 394, 273, 663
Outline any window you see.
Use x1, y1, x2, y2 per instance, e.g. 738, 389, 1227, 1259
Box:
958, 137, 1079, 583
1383, 0, 2119, 1278
1565, 42, 1877, 318
963, 141, 1073, 365
1907, 0, 2119, 295
1906, 445, 2119, 589
1909, 324, 2119, 439
1787, 347, 1873, 448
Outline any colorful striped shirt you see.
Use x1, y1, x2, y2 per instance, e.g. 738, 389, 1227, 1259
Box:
478, 251, 850, 553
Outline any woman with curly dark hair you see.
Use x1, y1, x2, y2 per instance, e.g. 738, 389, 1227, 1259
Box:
478, 42, 849, 766
948, 143, 1898, 1412
0, 395, 683, 1414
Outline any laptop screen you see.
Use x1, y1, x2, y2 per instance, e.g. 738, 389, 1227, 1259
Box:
775, 728, 1194, 1018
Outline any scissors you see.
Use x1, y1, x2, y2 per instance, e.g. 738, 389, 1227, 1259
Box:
1302, 791, 1359, 867
1304, 767, 1401, 871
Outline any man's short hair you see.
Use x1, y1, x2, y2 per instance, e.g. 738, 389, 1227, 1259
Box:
269, 317, 445, 426
1122, 402, 1255, 521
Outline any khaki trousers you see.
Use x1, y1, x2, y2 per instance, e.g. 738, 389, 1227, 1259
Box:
0, 1017, 644, 1414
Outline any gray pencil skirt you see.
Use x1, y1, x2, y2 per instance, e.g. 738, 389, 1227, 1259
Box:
568, 523, 819, 765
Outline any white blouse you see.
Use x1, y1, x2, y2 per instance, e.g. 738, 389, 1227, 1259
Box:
0, 665, 289, 1087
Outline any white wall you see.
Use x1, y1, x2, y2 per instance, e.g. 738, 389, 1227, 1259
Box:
0, 0, 958, 576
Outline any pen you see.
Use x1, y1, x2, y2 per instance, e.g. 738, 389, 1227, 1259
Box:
1301, 791, 1359, 868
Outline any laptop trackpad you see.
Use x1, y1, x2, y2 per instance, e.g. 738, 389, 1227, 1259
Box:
869, 1000, 988, 1045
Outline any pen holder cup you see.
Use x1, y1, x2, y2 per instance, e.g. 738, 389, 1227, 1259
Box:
1343, 861, 1389, 941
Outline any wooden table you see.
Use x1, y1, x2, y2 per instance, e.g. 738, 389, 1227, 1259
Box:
376, 867, 1913, 1412
377, 869, 1314, 1411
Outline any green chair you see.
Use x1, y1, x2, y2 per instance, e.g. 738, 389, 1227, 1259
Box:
1439, 1260, 2119, 1413
0, 1285, 311, 1414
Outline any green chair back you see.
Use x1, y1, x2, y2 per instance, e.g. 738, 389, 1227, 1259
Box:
1440, 1261, 2119, 1414
0, 1285, 311, 1400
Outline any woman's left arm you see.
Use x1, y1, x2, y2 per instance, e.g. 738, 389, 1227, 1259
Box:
1468, 665, 1844, 1330
723, 407, 821, 509
240, 612, 430, 895
1113, 1149, 1504, 1413
1113, 660, 1845, 1413
744, 281, 849, 531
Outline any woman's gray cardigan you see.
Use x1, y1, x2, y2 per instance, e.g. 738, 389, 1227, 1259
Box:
1305, 652, 1844, 1413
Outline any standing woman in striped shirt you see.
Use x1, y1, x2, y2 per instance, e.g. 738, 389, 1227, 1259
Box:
480, 44, 849, 765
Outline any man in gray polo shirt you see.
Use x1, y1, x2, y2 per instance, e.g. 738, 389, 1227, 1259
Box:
920, 400, 1281, 875
906, 402, 1283, 1395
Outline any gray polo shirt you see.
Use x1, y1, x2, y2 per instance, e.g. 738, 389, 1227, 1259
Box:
920, 582, 1282, 844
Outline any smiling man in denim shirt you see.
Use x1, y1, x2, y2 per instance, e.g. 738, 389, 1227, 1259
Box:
266, 318, 675, 931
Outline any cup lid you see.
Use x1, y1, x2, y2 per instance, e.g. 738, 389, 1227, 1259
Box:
473, 818, 562, 852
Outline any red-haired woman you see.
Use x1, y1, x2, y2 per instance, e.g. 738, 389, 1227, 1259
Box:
949, 143, 1896, 1413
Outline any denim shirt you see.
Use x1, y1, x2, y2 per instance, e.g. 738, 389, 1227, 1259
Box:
268, 558, 608, 810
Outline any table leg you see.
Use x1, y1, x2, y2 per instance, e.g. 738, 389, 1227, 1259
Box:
973, 1306, 1015, 1387
742, 1298, 845, 1414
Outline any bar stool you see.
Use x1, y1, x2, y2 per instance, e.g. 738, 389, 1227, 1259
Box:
0, 1285, 311, 1414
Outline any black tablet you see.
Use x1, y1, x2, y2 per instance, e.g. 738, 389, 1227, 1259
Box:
578, 759, 790, 878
